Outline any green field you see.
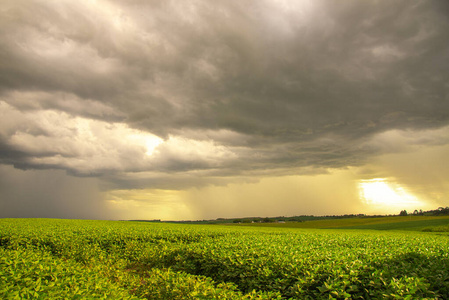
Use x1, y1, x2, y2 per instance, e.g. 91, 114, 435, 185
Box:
1, 218, 449, 299
234, 215, 449, 231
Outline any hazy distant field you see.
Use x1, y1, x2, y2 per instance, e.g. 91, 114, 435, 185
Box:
235, 215, 449, 231
1, 218, 449, 299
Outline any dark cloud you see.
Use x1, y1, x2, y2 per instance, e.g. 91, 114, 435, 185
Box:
0, 0, 448, 186
0, 165, 109, 219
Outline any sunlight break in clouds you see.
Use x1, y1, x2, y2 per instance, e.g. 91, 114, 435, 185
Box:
0, 101, 162, 174
0, 100, 239, 178
359, 178, 424, 213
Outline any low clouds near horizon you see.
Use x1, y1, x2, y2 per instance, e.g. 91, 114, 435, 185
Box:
1, 0, 448, 220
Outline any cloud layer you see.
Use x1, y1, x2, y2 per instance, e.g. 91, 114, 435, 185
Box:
1, 0, 449, 218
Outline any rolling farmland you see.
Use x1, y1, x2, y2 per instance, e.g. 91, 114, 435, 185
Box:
233, 215, 449, 231
1, 218, 449, 299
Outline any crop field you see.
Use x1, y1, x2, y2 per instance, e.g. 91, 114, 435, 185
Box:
235, 216, 449, 231
1, 219, 449, 299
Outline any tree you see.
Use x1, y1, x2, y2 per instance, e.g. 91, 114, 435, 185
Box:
399, 210, 408, 216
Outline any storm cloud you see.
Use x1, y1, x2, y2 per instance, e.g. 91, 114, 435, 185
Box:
1, 0, 448, 219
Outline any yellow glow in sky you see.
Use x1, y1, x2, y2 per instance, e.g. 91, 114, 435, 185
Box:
359, 178, 422, 211
106, 189, 194, 221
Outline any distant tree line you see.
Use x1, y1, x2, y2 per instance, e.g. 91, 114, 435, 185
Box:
399, 207, 449, 217
134, 207, 449, 224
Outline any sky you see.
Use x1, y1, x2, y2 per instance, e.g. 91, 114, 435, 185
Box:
1, 0, 448, 220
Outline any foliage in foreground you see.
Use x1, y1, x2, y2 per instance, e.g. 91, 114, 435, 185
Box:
1, 218, 449, 299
